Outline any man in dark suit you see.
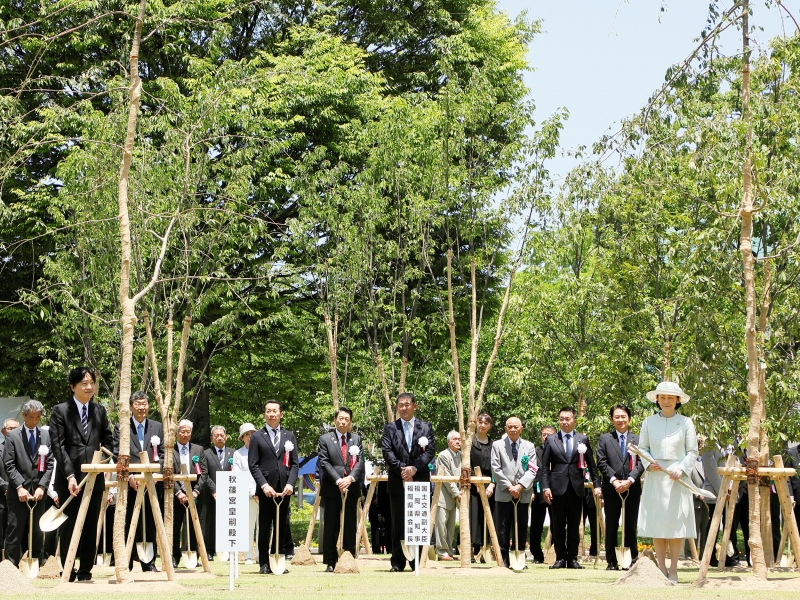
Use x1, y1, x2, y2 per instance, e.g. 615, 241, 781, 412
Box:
529, 425, 555, 563
381, 392, 435, 572
172, 419, 207, 568
785, 444, 800, 546
112, 390, 164, 571
596, 403, 644, 570
200, 425, 235, 560
1, 417, 20, 559
3, 400, 54, 566
541, 406, 600, 569
248, 400, 299, 575
49, 366, 113, 581
317, 407, 365, 571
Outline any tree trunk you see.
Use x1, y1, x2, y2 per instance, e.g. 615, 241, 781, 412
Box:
324, 312, 340, 411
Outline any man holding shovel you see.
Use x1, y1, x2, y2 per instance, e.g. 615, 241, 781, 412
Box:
3, 400, 53, 572
171, 419, 207, 568
490, 417, 537, 570
317, 407, 364, 572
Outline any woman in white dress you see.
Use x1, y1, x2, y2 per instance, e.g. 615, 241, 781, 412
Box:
637, 381, 698, 582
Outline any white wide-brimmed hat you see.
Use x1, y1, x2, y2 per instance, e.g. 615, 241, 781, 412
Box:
645, 381, 691, 404
238, 422, 257, 440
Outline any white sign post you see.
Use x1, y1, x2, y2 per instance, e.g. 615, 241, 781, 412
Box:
404, 482, 430, 576
217, 471, 249, 590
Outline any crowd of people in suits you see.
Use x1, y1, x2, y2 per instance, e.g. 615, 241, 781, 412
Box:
1, 371, 799, 581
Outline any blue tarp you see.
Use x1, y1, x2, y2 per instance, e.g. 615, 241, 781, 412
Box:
298, 455, 317, 475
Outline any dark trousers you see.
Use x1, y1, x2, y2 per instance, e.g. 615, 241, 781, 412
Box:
0, 499, 7, 559
529, 501, 549, 561
59, 481, 104, 574
603, 491, 640, 566
256, 492, 290, 565
173, 499, 201, 563
321, 490, 359, 566
550, 487, 583, 561
5, 493, 47, 566
125, 486, 159, 566
95, 501, 114, 560
44, 495, 60, 559
470, 492, 496, 554
200, 492, 216, 557
496, 500, 528, 566
582, 491, 598, 555
389, 493, 415, 570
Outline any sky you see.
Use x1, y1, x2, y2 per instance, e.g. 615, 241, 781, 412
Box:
495, 0, 800, 181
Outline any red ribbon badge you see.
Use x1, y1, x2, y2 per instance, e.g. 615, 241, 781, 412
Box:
283, 452, 290, 468
152, 446, 159, 461
629, 454, 635, 471
349, 454, 359, 471
38, 455, 46, 473
578, 453, 586, 470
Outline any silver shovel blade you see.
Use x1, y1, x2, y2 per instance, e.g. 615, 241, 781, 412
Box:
20, 555, 39, 579
96, 552, 112, 567
219, 551, 229, 562
400, 541, 414, 561
184, 551, 198, 569
269, 553, 286, 575
39, 507, 67, 533
616, 547, 632, 569
508, 551, 526, 571
137, 542, 154, 564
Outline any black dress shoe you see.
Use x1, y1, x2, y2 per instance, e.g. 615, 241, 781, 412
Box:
142, 563, 159, 572
172, 558, 179, 568
325, 565, 335, 572
389, 566, 401, 572
550, 559, 567, 569
76, 571, 93, 581
532, 559, 544, 564
567, 559, 584, 569
208, 555, 214, 562
606, 564, 619, 571
259, 564, 271, 574
68, 570, 78, 582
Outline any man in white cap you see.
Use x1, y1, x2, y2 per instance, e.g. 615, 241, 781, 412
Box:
233, 422, 258, 564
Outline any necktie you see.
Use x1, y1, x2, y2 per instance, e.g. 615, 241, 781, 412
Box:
29, 430, 36, 458
81, 404, 88, 436
404, 421, 412, 451
181, 445, 188, 456
511, 441, 518, 462
271, 429, 278, 448
137, 423, 144, 446
341, 434, 348, 471
619, 434, 626, 458
218, 448, 224, 464
565, 433, 572, 461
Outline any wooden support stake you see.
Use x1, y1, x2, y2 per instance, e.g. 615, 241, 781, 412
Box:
774, 455, 800, 566
717, 478, 738, 572
355, 467, 381, 552
182, 464, 211, 573
689, 537, 699, 561
61, 450, 102, 582
475, 468, 503, 566
125, 484, 146, 565
358, 503, 372, 555
697, 454, 736, 581
304, 482, 322, 548
137, 452, 174, 580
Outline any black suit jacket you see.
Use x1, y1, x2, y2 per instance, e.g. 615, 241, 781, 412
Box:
3, 426, 55, 493
203, 445, 236, 496
173, 443, 208, 496
533, 444, 547, 504
317, 430, 365, 498
0, 440, 8, 496
785, 446, 800, 498
50, 399, 113, 499
381, 418, 435, 495
541, 431, 600, 497
112, 418, 165, 467
596, 430, 644, 497
248, 428, 299, 493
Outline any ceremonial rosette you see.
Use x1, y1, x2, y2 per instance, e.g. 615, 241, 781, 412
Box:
283, 440, 294, 467
577, 442, 590, 482
191, 454, 202, 475
150, 436, 161, 461
37, 445, 49, 472
348, 444, 361, 470
418, 436, 429, 451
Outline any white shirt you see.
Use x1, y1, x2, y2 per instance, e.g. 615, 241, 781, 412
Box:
73, 397, 90, 419
177, 443, 191, 469
233, 446, 256, 497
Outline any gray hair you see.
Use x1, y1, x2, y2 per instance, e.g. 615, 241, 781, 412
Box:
211, 425, 226, 435
447, 430, 460, 443
178, 419, 193, 431
21, 400, 44, 415
130, 390, 148, 404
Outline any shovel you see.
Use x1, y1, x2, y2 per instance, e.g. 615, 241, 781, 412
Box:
39, 475, 90, 532
508, 498, 526, 571
269, 496, 286, 575
183, 503, 198, 568
20, 500, 40, 579
615, 491, 632, 569
96, 504, 112, 566
136, 488, 155, 564
337, 489, 349, 557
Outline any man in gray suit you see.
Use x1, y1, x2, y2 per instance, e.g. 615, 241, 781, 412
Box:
434, 431, 462, 560
3, 400, 54, 567
490, 417, 537, 569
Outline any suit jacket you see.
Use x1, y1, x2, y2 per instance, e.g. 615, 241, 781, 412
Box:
0, 440, 8, 496
541, 431, 600, 497
533, 444, 547, 504
203, 445, 236, 496
381, 418, 435, 495
173, 443, 208, 496
112, 418, 165, 468
785, 446, 800, 498
50, 399, 113, 499
436, 448, 462, 509
700, 448, 724, 504
3, 426, 55, 493
490, 437, 537, 503
248, 427, 299, 493
595, 430, 644, 497
317, 430, 365, 498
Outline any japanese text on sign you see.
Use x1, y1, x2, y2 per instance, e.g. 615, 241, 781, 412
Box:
404, 482, 430, 546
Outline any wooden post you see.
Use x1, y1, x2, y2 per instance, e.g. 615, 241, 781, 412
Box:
357, 503, 372, 555
475, 468, 503, 565
773, 455, 800, 564
355, 467, 381, 552
304, 482, 322, 548
137, 452, 175, 580
420, 482, 442, 567
124, 484, 146, 565
697, 454, 736, 580
181, 464, 211, 573
717, 479, 738, 572
61, 450, 102, 582
689, 537, 699, 561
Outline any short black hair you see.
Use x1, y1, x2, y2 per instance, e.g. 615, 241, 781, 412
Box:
477, 413, 493, 426
609, 404, 631, 419
334, 406, 353, 420
541, 425, 556, 434
69, 367, 96, 386
396, 392, 415, 405
558, 406, 577, 418
264, 399, 284, 412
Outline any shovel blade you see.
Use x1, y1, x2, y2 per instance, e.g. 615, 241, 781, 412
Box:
780, 554, 788, 568
269, 553, 286, 575
20, 557, 39, 579
508, 551, 526, 572
137, 542, 154, 564
219, 551, 229, 562
184, 551, 198, 569
39, 507, 67, 533
616, 547, 632, 569
400, 541, 414, 562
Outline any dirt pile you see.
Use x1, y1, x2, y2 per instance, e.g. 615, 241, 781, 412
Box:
614, 556, 674, 587
334, 551, 359, 574
544, 545, 556, 565
290, 545, 317, 566
0, 560, 35, 592
38, 556, 62, 579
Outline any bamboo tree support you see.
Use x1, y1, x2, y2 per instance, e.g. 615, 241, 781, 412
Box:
697, 454, 736, 581
124, 484, 146, 564
304, 482, 323, 548
358, 503, 372, 555
355, 467, 381, 552
688, 538, 699, 561
717, 480, 738, 572
773, 456, 800, 565
61, 450, 103, 582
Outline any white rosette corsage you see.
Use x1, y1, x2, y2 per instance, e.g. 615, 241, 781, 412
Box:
150, 435, 161, 461
37, 445, 49, 472
418, 436, 429, 450
283, 440, 294, 467
348, 444, 361, 470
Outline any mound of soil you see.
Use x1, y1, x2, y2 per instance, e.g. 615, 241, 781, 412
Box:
334, 551, 359, 574
290, 545, 317, 566
614, 556, 674, 587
